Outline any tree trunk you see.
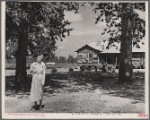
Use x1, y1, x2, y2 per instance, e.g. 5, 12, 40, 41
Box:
15, 21, 29, 92
118, 3, 133, 84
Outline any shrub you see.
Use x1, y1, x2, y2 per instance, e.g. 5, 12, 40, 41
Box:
80, 66, 85, 71
69, 68, 74, 72
52, 68, 57, 74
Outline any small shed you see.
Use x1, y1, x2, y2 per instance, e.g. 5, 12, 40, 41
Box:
75, 44, 101, 64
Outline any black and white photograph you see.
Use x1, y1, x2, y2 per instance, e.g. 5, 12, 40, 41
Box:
1, 1, 149, 119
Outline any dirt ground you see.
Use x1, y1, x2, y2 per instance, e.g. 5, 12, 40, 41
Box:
5, 91, 144, 113
5, 70, 145, 113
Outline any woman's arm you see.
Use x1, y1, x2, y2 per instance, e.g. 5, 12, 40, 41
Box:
30, 63, 36, 74
30, 63, 34, 74
42, 63, 46, 86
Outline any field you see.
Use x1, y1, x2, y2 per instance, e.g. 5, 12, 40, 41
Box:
6, 59, 78, 69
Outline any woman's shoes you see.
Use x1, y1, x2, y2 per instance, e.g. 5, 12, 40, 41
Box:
30, 105, 44, 110
34, 105, 40, 110
30, 105, 39, 110
39, 105, 45, 109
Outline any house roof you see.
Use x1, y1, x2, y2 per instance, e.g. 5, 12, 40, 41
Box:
75, 44, 101, 53
75, 38, 145, 54
88, 40, 145, 53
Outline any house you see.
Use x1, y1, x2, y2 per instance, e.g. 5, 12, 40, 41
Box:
75, 40, 145, 69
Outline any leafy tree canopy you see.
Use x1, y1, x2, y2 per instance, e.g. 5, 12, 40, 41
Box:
6, 2, 80, 58
90, 2, 145, 48
67, 55, 76, 63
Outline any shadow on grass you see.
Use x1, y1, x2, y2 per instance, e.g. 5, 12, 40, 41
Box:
5, 71, 144, 101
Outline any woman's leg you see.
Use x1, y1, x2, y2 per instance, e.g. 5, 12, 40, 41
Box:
39, 100, 44, 109
34, 101, 40, 110
34, 101, 37, 106
30, 101, 37, 110
39, 100, 42, 106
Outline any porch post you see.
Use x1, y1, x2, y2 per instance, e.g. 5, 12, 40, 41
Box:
88, 53, 89, 62
116, 54, 117, 66
106, 53, 107, 63
142, 53, 143, 64
98, 54, 100, 64
142, 53, 144, 68
140, 53, 142, 69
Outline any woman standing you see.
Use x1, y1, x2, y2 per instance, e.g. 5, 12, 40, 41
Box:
30, 54, 46, 110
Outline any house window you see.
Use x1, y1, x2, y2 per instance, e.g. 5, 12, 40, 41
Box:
93, 54, 97, 58
132, 54, 140, 58
89, 54, 92, 57
77, 54, 82, 58
77, 53, 88, 59
82, 53, 87, 58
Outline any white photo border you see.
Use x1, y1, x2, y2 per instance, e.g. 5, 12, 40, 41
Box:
1, 0, 149, 119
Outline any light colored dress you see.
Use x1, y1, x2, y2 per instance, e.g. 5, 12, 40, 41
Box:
30, 62, 46, 102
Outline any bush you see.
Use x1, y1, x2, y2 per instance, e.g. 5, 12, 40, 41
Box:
52, 68, 57, 74
80, 66, 85, 71
86, 66, 92, 71
69, 68, 74, 72
107, 66, 112, 71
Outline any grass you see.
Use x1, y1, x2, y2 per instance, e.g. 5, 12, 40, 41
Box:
5, 71, 145, 102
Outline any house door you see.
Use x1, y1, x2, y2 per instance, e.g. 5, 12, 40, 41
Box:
107, 54, 114, 64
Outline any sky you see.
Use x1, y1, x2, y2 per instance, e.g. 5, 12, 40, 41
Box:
55, 4, 146, 58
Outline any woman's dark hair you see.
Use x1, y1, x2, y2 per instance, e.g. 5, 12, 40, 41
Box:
33, 50, 43, 59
